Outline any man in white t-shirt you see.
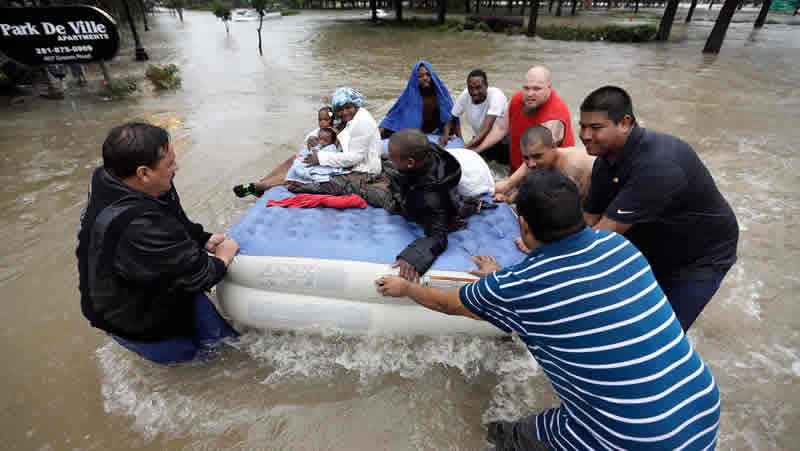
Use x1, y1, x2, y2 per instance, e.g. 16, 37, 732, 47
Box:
439, 70, 509, 164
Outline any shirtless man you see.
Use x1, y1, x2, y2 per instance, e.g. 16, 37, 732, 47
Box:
494, 125, 595, 253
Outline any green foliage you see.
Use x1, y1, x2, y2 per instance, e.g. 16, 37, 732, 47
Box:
534, 24, 657, 42
280, 9, 300, 16
505, 25, 526, 35
213, 0, 232, 21
165, 0, 184, 9
435, 20, 463, 32
101, 76, 138, 99
251, 0, 267, 13
145, 64, 182, 90
474, 21, 492, 32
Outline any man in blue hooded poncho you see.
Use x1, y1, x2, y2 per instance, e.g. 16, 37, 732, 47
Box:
379, 61, 456, 139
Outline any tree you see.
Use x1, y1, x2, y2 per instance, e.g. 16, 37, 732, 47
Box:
437, 0, 447, 24
754, 0, 772, 28
703, 0, 738, 53
526, 0, 540, 36
655, 0, 680, 41
213, 0, 232, 33
166, 0, 184, 22
685, 0, 699, 22
252, 0, 266, 55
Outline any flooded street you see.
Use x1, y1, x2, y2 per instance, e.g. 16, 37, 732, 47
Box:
1, 9, 799, 450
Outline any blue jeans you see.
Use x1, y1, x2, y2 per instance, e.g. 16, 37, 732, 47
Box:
111, 293, 237, 365
659, 266, 731, 332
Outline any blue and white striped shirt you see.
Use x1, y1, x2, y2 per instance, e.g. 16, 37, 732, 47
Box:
460, 227, 720, 450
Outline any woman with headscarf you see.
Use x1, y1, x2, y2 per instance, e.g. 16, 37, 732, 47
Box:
379, 61, 456, 140
301, 87, 382, 176
232, 87, 382, 198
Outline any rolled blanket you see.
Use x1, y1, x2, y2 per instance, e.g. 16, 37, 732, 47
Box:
266, 194, 367, 209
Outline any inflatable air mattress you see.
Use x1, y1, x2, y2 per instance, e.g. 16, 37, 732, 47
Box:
218, 137, 523, 335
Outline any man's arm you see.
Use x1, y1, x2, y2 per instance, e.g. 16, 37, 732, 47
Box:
438, 119, 455, 147
471, 103, 510, 153
115, 214, 229, 294
396, 192, 451, 278
467, 115, 499, 148
591, 216, 632, 234
495, 161, 529, 195
376, 276, 481, 319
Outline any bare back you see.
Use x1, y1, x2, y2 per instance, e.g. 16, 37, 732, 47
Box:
555, 147, 596, 201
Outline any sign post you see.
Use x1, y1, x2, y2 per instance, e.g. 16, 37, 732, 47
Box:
0, 6, 121, 66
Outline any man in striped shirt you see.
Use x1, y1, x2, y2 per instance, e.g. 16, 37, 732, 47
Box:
376, 170, 720, 450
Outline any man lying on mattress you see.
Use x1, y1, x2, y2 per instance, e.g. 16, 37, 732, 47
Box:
377, 129, 496, 281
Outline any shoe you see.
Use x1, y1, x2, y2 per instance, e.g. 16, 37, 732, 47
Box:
233, 183, 256, 198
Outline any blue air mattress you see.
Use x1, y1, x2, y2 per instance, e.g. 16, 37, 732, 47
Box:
227, 185, 522, 273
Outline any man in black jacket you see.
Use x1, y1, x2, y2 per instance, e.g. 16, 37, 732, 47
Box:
384, 129, 466, 281
77, 123, 240, 364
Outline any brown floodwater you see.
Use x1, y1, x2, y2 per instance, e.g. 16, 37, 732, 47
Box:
1, 9, 798, 450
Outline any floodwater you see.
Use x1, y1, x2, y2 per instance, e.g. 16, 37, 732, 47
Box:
1, 9, 798, 450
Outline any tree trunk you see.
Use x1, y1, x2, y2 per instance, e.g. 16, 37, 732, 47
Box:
708, 0, 715, 10
548, 0, 554, 11
137, 0, 150, 31
177, 8, 183, 22
571, 0, 578, 15
475, 0, 480, 13
508, 0, 513, 14
754, 0, 771, 27
438, 0, 446, 24
370, 0, 378, 20
555, 0, 563, 14
685, 0, 697, 22
527, 0, 539, 35
634, 0, 639, 12
655, 0, 680, 40
257, 14, 263, 56
703, 0, 738, 53
395, 0, 402, 21
465, 0, 471, 13
225, 21, 229, 33
522, 0, 527, 16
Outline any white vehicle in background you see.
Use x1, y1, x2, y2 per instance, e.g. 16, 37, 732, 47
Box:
232, 8, 281, 21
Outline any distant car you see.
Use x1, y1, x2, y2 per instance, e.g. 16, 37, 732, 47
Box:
232, 9, 282, 22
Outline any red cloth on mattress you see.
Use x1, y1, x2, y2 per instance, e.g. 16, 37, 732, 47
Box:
266, 194, 367, 209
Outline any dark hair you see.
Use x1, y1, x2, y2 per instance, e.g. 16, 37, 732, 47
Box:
319, 105, 334, 118
388, 128, 430, 160
580, 86, 636, 124
520, 124, 553, 149
515, 170, 586, 243
102, 122, 170, 179
467, 69, 488, 85
318, 127, 337, 142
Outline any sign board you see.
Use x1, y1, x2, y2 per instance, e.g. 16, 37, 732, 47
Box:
0, 6, 120, 66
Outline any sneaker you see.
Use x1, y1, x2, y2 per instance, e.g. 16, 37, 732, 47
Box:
233, 183, 256, 198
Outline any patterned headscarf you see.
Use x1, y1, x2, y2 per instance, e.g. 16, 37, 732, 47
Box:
330, 87, 366, 110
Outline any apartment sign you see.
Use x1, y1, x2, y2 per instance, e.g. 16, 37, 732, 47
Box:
0, 6, 120, 65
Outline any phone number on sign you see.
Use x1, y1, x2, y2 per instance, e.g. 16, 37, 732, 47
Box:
35, 46, 94, 55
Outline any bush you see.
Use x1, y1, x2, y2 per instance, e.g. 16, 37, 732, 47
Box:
280, 9, 300, 16
474, 21, 491, 32
145, 64, 182, 90
101, 76, 137, 99
535, 24, 657, 42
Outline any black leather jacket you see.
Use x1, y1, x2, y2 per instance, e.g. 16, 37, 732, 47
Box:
386, 144, 463, 275
76, 168, 227, 341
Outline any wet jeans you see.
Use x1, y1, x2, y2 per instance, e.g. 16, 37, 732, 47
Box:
110, 293, 237, 365
659, 265, 732, 332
